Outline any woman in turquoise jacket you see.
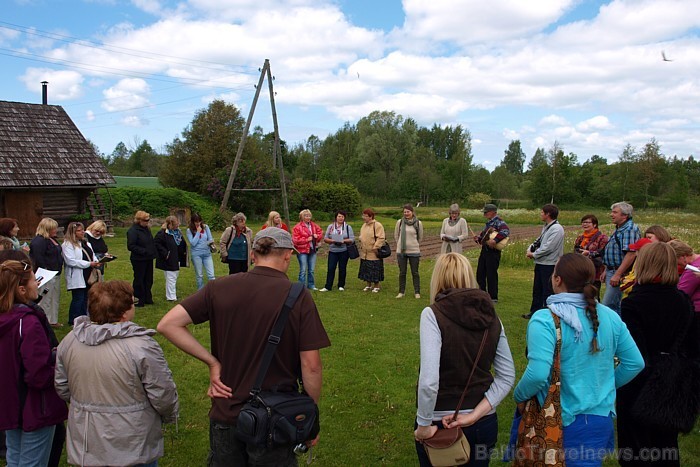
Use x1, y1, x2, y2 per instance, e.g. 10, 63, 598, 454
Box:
513, 253, 644, 467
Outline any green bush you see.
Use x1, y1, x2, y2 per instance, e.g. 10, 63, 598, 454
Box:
466, 192, 492, 209
288, 180, 362, 218
101, 187, 230, 230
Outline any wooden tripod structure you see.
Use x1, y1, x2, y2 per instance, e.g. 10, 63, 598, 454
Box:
219, 59, 291, 227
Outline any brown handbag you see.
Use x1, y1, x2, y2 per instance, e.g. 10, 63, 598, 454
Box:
512, 313, 565, 467
422, 329, 489, 467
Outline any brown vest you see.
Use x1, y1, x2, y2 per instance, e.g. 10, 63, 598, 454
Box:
431, 302, 501, 411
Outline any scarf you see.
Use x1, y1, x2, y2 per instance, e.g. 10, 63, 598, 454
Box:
235, 225, 246, 237
332, 222, 345, 236
447, 217, 459, 227
546, 292, 586, 342
10, 236, 20, 250
167, 228, 183, 246
579, 228, 599, 248
401, 216, 418, 253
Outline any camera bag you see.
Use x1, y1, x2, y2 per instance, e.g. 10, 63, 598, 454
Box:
236, 283, 320, 447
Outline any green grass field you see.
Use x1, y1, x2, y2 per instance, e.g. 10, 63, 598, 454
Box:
112, 176, 162, 188
24, 210, 700, 466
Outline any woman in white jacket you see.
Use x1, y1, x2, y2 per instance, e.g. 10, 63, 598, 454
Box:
55, 280, 179, 467
62, 222, 99, 326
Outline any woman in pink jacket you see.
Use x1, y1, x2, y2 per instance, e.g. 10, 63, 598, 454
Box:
292, 209, 323, 290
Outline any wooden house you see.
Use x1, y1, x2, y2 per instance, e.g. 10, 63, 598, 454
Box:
0, 99, 115, 238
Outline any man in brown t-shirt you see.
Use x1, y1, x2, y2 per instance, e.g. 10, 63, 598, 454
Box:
158, 228, 330, 466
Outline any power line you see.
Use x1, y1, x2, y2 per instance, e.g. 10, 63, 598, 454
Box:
0, 21, 258, 73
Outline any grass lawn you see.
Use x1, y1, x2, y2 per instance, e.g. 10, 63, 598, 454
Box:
112, 176, 162, 188
30, 212, 700, 466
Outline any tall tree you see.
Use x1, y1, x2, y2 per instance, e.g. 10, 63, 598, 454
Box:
502, 140, 526, 175
161, 100, 246, 193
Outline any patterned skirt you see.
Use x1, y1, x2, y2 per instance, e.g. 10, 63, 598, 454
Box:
358, 259, 384, 282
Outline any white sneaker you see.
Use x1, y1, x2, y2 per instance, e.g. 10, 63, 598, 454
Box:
372, 287, 381, 293
395, 293, 404, 299
415, 293, 421, 299
319, 288, 329, 292
312, 287, 318, 291
338, 287, 345, 291
363, 286, 371, 292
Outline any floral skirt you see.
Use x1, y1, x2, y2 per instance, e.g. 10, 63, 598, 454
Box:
358, 259, 384, 282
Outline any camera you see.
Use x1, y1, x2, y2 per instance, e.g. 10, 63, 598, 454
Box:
293, 443, 309, 455
529, 239, 541, 253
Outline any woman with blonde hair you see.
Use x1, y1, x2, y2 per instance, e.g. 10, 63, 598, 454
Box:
154, 216, 187, 301
62, 222, 100, 325
292, 209, 323, 290
414, 253, 515, 466
85, 221, 110, 276
29, 218, 64, 327
0, 256, 68, 467
127, 211, 156, 306
55, 280, 179, 467
261, 210, 288, 231
669, 239, 700, 312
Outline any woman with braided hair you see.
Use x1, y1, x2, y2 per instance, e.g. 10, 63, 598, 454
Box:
513, 253, 643, 466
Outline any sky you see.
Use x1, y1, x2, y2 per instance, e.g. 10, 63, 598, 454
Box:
2, 0, 700, 169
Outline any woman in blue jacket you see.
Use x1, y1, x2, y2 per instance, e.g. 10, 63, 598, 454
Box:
513, 253, 644, 466
186, 213, 215, 290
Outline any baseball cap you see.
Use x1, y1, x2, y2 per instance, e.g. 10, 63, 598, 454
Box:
628, 237, 652, 252
253, 228, 296, 252
482, 203, 498, 213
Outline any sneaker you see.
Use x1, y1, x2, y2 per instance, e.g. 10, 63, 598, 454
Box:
492, 299, 499, 304
312, 287, 318, 291
395, 293, 404, 298
521, 313, 533, 319
363, 286, 372, 292
319, 288, 329, 292
338, 287, 345, 291
415, 293, 421, 299
372, 288, 381, 293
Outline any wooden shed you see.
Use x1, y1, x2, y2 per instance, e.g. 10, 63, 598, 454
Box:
0, 100, 115, 239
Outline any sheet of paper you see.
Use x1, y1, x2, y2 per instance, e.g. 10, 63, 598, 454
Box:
35, 268, 59, 287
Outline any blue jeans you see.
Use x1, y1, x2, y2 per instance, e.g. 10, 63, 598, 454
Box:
5, 425, 55, 467
191, 251, 215, 290
602, 268, 622, 314
415, 413, 498, 467
68, 287, 88, 325
297, 252, 317, 289
324, 250, 349, 290
208, 420, 296, 467
563, 414, 614, 467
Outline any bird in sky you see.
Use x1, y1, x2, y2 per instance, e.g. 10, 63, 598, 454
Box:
662, 50, 673, 62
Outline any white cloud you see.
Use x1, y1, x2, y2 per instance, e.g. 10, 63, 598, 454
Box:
19, 68, 84, 101
101, 78, 151, 112
122, 115, 146, 126
576, 116, 612, 132
540, 115, 569, 126
86, 110, 95, 121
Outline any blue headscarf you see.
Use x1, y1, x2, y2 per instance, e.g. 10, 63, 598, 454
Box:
546, 292, 586, 342
167, 228, 183, 246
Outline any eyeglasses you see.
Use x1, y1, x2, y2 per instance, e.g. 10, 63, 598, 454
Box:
581, 221, 593, 225
142, 218, 151, 222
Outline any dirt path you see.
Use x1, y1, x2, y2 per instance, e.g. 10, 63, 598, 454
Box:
369, 225, 579, 263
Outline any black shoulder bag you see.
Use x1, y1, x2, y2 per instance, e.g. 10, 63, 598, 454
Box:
236, 283, 320, 447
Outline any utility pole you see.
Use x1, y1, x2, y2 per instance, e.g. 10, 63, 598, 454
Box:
219, 59, 290, 226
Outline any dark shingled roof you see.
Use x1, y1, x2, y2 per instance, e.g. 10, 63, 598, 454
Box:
0, 100, 115, 188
